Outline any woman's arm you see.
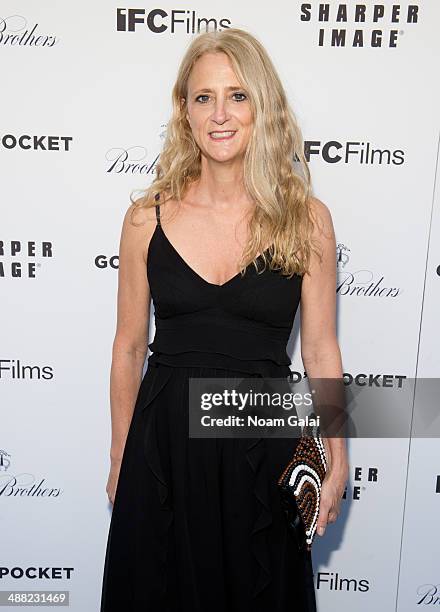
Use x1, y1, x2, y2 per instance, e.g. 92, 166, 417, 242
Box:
109, 202, 156, 463
300, 197, 349, 536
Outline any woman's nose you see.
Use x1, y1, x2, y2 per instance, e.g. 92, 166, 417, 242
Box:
211, 98, 228, 123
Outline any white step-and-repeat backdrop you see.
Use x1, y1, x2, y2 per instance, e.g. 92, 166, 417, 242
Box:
1, 2, 439, 611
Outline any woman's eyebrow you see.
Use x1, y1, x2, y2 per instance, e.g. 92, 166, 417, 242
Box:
192, 85, 244, 94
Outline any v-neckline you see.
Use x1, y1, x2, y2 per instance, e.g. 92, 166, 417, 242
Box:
158, 224, 269, 289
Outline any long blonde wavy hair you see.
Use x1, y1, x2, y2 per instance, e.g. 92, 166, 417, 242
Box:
130, 27, 322, 278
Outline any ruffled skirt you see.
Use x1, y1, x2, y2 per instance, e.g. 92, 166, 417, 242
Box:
100, 361, 317, 612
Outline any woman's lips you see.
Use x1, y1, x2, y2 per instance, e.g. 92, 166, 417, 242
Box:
208, 130, 237, 141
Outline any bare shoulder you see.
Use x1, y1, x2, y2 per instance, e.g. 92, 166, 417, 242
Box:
120, 198, 158, 265
305, 196, 336, 276
308, 196, 335, 241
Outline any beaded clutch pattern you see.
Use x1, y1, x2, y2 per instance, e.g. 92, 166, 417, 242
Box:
278, 416, 327, 551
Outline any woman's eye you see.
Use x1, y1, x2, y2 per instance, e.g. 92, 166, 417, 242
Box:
195, 92, 247, 103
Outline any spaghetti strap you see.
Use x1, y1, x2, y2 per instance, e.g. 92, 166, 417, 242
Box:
154, 193, 161, 226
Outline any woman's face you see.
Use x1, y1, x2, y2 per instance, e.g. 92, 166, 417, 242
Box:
184, 52, 253, 165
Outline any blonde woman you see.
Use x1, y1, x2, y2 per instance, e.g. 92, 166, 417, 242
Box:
100, 27, 348, 612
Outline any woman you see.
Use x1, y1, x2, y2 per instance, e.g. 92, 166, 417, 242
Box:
100, 27, 348, 612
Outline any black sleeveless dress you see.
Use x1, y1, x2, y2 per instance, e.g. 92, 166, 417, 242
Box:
100, 201, 317, 612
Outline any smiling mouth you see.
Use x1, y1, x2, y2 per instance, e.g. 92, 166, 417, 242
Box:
209, 130, 237, 140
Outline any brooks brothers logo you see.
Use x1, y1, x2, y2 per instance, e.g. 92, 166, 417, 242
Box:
416, 584, 440, 606
299, 3, 420, 48
0, 450, 62, 498
304, 139, 404, 165
315, 572, 370, 592
336, 243, 402, 298
116, 8, 231, 33
0, 450, 11, 471
0, 134, 72, 151
0, 240, 54, 279
0, 15, 59, 47
106, 126, 166, 175
106, 145, 159, 175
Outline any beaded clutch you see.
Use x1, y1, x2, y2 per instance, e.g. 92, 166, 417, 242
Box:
277, 414, 327, 551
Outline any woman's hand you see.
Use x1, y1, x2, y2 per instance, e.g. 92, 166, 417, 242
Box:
316, 437, 349, 537
106, 458, 122, 506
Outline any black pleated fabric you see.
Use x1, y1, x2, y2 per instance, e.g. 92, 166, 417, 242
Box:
100, 201, 317, 612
